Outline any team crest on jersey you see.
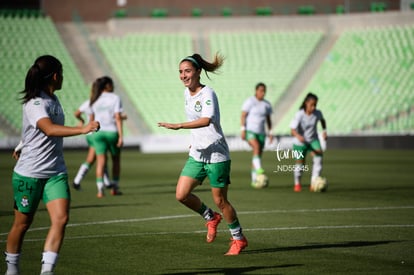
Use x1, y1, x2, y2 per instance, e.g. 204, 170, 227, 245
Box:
194, 101, 202, 112
21, 196, 29, 208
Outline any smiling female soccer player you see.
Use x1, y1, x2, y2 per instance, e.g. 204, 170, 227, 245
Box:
158, 53, 248, 255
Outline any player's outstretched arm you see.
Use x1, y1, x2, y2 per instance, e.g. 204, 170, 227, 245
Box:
158, 117, 211, 130
37, 117, 100, 137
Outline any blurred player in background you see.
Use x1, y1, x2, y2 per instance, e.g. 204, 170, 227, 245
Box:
290, 92, 327, 192
89, 76, 124, 197
158, 53, 248, 255
72, 81, 112, 190
240, 82, 273, 185
4, 55, 99, 275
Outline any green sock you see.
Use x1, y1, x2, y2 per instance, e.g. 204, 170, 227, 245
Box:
228, 219, 243, 240
197, 203, 214, 221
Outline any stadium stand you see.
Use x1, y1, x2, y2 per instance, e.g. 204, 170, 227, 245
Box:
274, 24, 414, 135
97, 30, 323, 135
97, 33, 193, 135
0, 13, 90, 135
1, 10, 414, 147
208, 31, 323, 135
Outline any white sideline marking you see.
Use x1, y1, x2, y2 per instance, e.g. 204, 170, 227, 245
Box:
1, 205, 413, 238
2, 224, 414, 243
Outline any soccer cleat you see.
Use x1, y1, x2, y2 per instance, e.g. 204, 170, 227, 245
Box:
256, 168, 265, 175
111, 187, 123, 196
309, 184, 315, 192
225, 237, 248, 255
294, 184, 302, 192
96, 190, 104, 198
205, 212, 222, 243
72, 182, 81, 190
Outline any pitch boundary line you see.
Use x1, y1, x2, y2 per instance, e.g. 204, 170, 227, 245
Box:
0, 205, 413, 237
1, 224, 413, 243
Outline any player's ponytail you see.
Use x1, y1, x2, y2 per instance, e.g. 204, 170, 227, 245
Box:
20, 55, 62, 104
181, 53, 224, 79
300, 92, 318, 111
90, 76, 114, 106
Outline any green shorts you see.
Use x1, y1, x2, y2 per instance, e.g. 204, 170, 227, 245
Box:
180, 157, 231, 188
12, 172, 70, 214
246, 130, 266, 150
86, 134, 94, 147
293, 139, 322, 160
92, 131, 120, 156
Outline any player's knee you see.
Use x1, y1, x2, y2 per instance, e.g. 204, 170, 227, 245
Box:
175, 191, 188, 203
314, 150, 323, 156
213, 196, 228, 210
52, 213, 69, 228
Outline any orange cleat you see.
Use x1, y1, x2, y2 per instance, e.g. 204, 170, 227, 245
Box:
205, 212, 222, 243
294, 184, 302, 192
225, 237, 248, 255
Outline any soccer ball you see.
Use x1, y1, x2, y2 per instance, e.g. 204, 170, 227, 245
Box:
311, 176, 328, 192
251, 174, 269, 189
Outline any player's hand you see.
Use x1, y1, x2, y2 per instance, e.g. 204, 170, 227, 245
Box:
322, 131, 328, 140
241, 130, 246, 140
158, 122, 181, 130
12, 150, 21, 160
268, 134, 274, 143
83, 120, 100, 134
117, 136, 123, 148
297, 135, 305, 143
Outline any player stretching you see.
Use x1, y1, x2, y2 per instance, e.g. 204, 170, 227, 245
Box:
240, 82, 273, 185
290, 92, 327, 192
158, 53, 248, 255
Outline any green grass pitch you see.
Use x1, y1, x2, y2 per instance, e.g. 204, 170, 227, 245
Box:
0, 149, 413, 274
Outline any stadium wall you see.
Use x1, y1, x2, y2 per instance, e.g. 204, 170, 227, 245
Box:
41, 0, 401, 22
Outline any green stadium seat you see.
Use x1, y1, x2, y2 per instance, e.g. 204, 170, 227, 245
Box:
191, 8, 202, 17
0, 15, 89, 134
221, 7, 232, 17
275, 24, 414, 135
151, 8, 168, 18
255, 7, 272, 16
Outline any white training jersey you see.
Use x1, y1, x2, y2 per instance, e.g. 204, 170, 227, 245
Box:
91, 92, 123, 132
241, 96, 273, 134
184, 86, 230, 163
14, 91, 67, 178
78, 99, 93, 121
290, 109, 324, 144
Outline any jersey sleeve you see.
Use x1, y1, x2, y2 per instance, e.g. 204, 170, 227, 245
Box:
200, 89, 215, 118
241, 97, 252, 112
25, 98, 49, 127
317, 109, 324, 121
266, 101, 273, 115
114, 95, 123, 114
78, 100, 92, 115
290, 111, 301, 129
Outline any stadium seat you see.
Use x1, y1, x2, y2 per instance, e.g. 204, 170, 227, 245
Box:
0, 14, 90, 133
274, 24, 414, 135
